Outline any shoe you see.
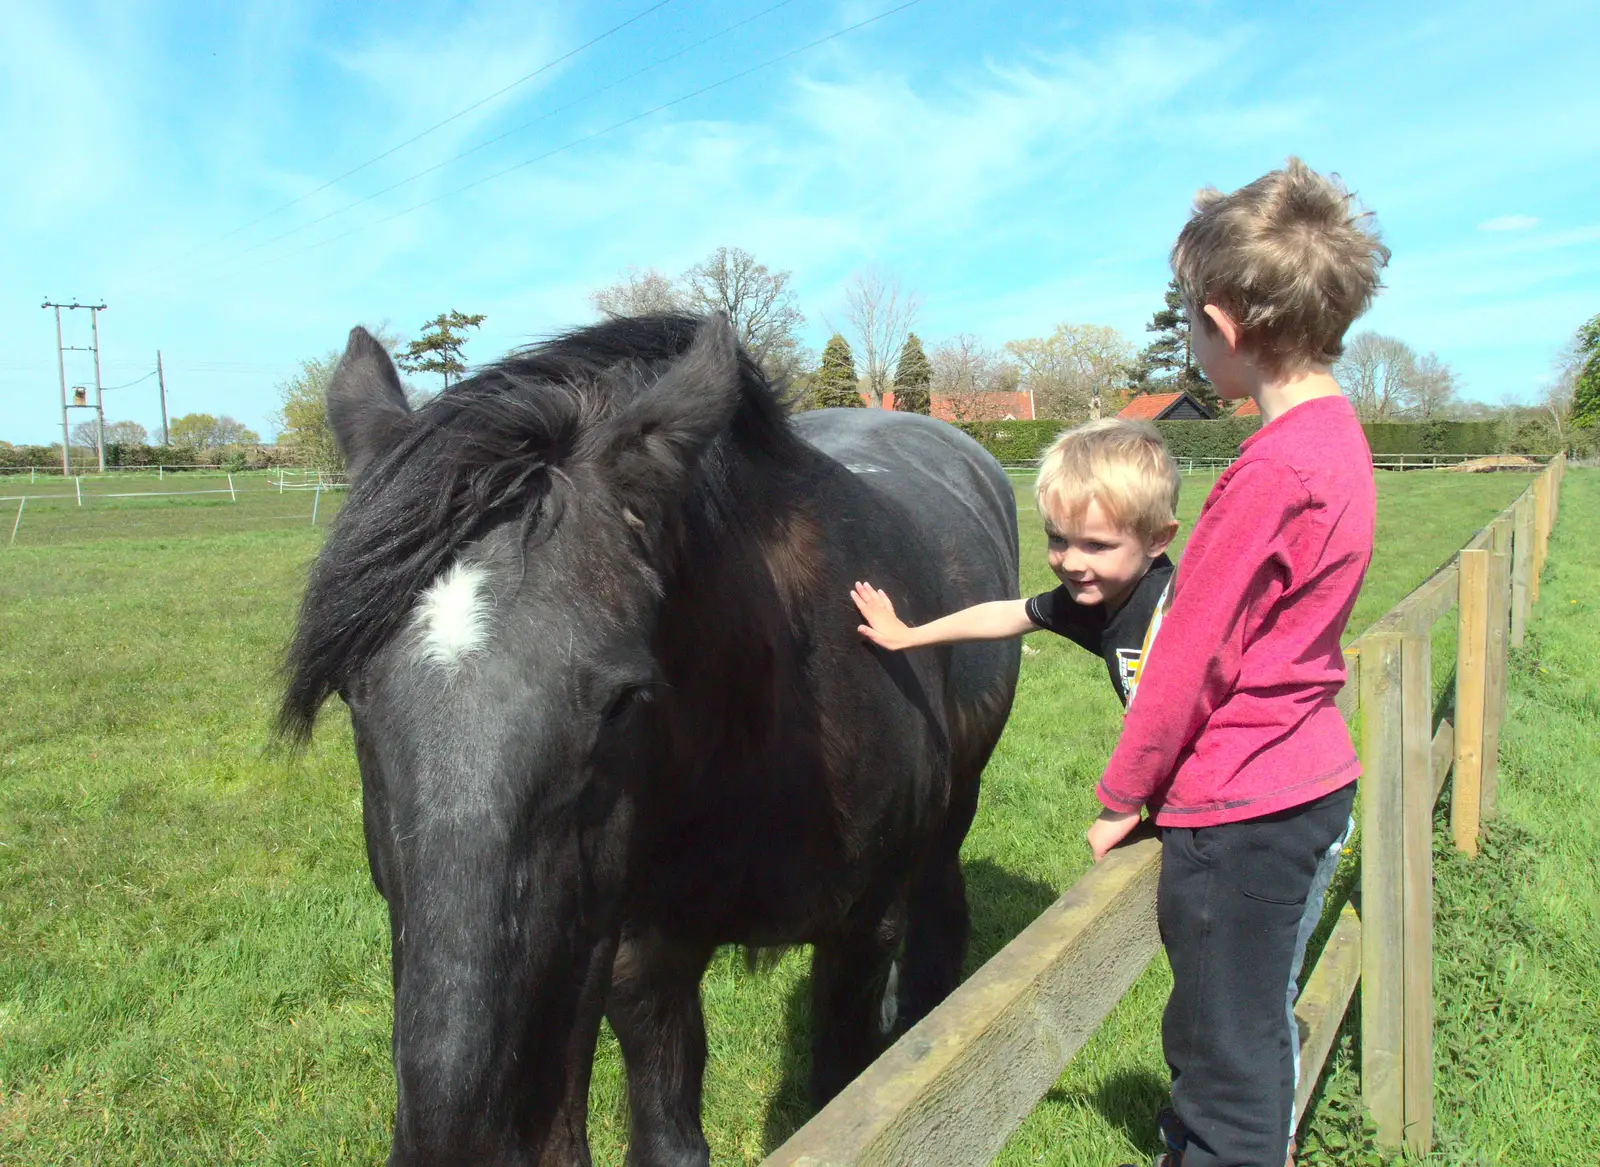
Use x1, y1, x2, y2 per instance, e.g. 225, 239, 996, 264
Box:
1155, 1106, 1189, 1155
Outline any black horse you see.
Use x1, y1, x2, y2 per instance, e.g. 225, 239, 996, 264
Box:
281, 314, 1020, 1166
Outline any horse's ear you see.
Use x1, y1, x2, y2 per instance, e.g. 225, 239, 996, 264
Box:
327, 326, 411, 482
593, 314, 743, 497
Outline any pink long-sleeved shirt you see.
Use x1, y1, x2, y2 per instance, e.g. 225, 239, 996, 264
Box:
1096, 394, 1375, 828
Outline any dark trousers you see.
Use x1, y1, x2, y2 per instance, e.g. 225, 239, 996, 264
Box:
1157, 783, 1355, 1167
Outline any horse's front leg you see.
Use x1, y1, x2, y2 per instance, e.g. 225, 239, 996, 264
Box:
537, 931, 620, 1167
606, 927, 716, 1167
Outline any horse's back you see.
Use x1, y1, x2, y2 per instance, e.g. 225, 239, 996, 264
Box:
792, 409, 1021, 778
792, 408, 1019, 607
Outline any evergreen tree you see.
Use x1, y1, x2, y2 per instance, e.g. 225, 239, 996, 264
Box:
892, 333, 932, 414
1572, 312, 1600, 429
398, 310, 486, 392
815, 334, 865, 409
1140, 279, 1217, 410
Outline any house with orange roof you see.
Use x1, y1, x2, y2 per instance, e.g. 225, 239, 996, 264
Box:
1116, 390, 1215, 422
865, 388, 1036, 422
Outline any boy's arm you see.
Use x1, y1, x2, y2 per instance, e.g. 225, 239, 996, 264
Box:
852, 583, 1034, 650
1096, 461, 1309, 814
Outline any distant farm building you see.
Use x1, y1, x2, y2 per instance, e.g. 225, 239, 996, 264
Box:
865, 389, 1037, 422
1117, 391, 1215, 421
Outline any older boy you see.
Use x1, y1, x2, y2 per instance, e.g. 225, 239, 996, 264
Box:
852, 418, 1178, 708
1091, 160, 1388, 1167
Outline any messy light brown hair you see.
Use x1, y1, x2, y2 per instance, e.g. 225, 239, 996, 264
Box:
1171, 158, 1390, 375
1035, 419, 1179, 544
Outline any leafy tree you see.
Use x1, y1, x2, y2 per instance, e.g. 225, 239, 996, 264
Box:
814, 334, 864, 409
398, 310, 485, 392
273, 354, 343, 470
1005, 323, 1134, 419
106, 420, 149, 446
892, 334, 932, 414
272, 327, 408, 470
1572, 312, 1600, 429
1140, 279, 1214, 408
167, 413, 260, 449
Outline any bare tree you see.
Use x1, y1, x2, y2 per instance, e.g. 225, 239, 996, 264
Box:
1407, 352, 1459, 419
1335, 332, 1418, 421
681, 247, 805, 378
589, 267, 685, 318
932, 335, 1018, 422
843, 269, 921, 407
1005, 323, 1134, 420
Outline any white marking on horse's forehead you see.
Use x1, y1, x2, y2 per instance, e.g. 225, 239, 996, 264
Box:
411, 561, 492, 672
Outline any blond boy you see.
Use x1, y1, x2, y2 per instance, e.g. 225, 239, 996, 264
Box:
853, 418, 1179, 707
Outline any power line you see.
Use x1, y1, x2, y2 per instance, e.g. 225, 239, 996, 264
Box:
204, 0, 801, 271
101, 371, 157, 391
169, 0, 676, 266
227, 0, 928, 281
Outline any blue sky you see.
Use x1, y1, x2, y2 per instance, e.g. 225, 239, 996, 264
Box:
3, 0, 1596, 444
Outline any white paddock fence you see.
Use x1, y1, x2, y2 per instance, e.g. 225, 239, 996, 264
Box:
4, 468, 350, 547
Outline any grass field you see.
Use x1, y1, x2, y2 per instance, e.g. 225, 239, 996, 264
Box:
0, 466, 1560, 1165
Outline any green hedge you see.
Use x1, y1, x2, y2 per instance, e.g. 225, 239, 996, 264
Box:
953, 418, 1264, 463
954, 416, 1524, 464
0, 443, 285, 472
1360, 421, 1501, 455
952, 420, 1063, 464
1153, 419, 1262, 459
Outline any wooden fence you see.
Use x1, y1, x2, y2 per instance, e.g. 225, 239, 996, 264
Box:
762, 454, 1568, 1166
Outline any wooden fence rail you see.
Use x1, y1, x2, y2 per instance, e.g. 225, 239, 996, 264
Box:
762, 455, 1566, 1166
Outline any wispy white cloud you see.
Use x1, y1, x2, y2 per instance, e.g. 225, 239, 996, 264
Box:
1477, 214, 1540, 232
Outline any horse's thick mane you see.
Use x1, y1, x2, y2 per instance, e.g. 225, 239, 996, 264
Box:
279, 313, 794, 743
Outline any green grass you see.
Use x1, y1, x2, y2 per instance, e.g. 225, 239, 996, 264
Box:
0, 469, 1548, 1164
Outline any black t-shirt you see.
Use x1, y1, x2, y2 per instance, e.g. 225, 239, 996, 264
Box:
1024, 554, 1174, 706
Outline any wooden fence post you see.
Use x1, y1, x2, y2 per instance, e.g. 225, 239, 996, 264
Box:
1510, 493, 1532, 649
1481, 526, 1511, 821
1452, 550, 1489, 855
1400, 631, 1434, 1152
1531, 472, 1551, 604
1360, 633, 1405, 1147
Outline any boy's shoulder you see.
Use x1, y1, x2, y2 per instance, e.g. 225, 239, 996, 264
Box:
1226, 397, 1369, 501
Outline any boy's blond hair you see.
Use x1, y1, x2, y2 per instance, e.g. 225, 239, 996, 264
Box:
1171, 157, 1390, 375
1035, 419, 1179, 543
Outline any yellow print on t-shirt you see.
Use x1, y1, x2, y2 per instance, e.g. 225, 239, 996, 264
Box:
1124, 580, 1172, 711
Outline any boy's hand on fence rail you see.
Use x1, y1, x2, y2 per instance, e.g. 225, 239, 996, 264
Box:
852, 582, 915, 650
1087, 808, 1143, 862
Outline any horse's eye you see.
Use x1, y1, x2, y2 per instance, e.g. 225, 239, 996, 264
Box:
602, 684, 651, 724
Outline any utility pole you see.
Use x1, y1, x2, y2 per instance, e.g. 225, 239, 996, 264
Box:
90, 305, 105, 471
52, 304, 70, 475
156, 350, 170, 446
42, 299, 107, 474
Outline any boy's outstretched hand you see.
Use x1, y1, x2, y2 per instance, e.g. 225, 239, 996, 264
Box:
1087, 808, 1143, 862
852, 582, 915, 650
